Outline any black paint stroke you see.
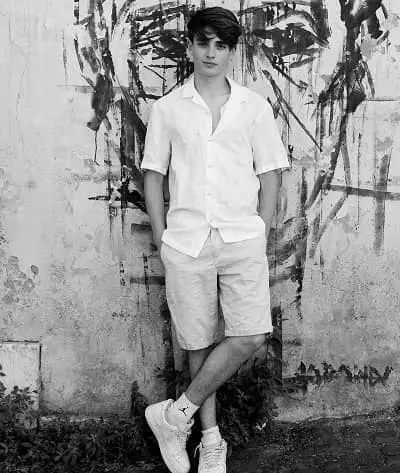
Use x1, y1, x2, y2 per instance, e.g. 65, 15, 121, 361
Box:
286, 361, 392, 393
113, 0, 136, 33
294, 169, 308, 318
111, 0, 117, 32
81, 45, 100, 73
130, 275, 165, 286
330, 184, 400, 201
62, 30, 68, 83
87, 73, 114, 132
309, 191, 348, 259
340, 0, 383, 37
102, 30, 116, 78
142, 254, 151, 309
119, 261, 126, 286
87, 0, 98, 50
97, 0, 104, 17
73, 38, 84, 72
374, 152, 392, 254
158, 300, 179, 400
263, 69, 322, 152
74, 0, 80, 24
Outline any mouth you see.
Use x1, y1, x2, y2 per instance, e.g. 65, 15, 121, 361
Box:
203, 62, 217, 66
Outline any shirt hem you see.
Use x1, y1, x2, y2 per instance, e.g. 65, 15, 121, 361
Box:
140, 164, 168, 176
255, 162, 291, 175
161, 237, 208, 258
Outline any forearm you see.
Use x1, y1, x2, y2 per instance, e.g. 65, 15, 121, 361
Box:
258, 170, 281, 239
143, 170, 166, 249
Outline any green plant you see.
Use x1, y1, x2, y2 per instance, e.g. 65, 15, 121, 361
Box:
0, 364, 38, 464
0, 367, 160, 473
0, 365, 36, 427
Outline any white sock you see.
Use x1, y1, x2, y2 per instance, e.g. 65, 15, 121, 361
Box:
167, 393, 199, 426
202, 425, 222, 446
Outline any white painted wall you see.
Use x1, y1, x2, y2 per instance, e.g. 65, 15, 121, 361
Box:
1, 0, 400, 419
0, 0, 171, 415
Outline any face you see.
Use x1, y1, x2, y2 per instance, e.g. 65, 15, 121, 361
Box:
187, 28, 236, 78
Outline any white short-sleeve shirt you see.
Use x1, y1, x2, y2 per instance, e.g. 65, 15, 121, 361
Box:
141, 75, 290, 257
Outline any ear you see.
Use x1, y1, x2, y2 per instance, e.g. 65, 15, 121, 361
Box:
187, 39, 193, 61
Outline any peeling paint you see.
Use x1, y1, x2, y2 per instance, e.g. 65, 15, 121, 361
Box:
2, 256, 36, 304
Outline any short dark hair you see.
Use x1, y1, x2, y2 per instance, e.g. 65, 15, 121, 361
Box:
187, 7, 241, 49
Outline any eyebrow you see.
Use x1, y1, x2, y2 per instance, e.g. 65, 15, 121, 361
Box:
195, 36, 226, 44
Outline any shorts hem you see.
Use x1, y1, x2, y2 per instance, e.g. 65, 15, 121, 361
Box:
177, 338, 218, 351
225, 327, 273, 337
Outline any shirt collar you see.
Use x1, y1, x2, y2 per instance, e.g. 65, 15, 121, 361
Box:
181, 75, 248, 104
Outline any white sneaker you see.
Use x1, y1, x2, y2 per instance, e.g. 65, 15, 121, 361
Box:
196, 439, 227, 473
145, 399, 192, 473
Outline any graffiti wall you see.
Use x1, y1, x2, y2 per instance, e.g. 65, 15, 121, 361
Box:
1, 0, 400, 418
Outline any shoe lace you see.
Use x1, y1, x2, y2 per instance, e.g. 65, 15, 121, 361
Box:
195, 442, 225, 468
176, 425, 191, 449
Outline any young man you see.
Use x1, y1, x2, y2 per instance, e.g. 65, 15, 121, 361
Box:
141, 7, 289, 473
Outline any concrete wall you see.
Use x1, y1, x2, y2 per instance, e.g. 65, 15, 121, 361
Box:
1, 0, 400, 420
0, 0, 173, 415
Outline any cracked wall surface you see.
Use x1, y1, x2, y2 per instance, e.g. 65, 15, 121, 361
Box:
1, 0, 400, 418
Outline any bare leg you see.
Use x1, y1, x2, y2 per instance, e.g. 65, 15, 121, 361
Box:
185, 334, 266, 407
188, 347, 216, 430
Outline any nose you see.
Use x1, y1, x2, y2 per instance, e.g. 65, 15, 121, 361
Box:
206, 44, 216, 59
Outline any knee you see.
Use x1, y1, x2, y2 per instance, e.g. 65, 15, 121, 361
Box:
247, 333, 267, 353
232, 333, 267, 356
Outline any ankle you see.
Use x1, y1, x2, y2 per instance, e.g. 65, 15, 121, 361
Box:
167, 393, 199, 427
201, 425, 222, 446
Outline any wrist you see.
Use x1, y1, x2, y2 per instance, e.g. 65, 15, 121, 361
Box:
153, 228, 165, 249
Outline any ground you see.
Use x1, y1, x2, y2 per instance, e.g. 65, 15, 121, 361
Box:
126, 410, 400, 473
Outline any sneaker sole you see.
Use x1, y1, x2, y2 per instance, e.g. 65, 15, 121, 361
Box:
145, 406, 190, 473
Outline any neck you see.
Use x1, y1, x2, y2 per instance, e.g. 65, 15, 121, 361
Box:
193, 72, 230, 98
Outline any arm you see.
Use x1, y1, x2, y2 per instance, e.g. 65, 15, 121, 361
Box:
144, 170, 166, 250
141, 100, 170, 250
252, 101, 288, 240
258, 169, 281, 240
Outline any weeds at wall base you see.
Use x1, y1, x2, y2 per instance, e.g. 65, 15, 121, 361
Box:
0, 357, 282, 472
0, 372, 160, 473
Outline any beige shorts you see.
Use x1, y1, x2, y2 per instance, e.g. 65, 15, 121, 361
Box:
160, 228, 272, 350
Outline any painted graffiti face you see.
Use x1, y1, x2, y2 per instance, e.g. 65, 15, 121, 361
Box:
188, 28, 236, 79
68, 0, 400, 293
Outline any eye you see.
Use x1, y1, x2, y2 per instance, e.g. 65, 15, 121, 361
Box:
217, 43, 228, 50
248, 8, 329, 66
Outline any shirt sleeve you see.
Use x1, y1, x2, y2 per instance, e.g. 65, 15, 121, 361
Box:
251, 100, 290, 175
140, 100, 171, 176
